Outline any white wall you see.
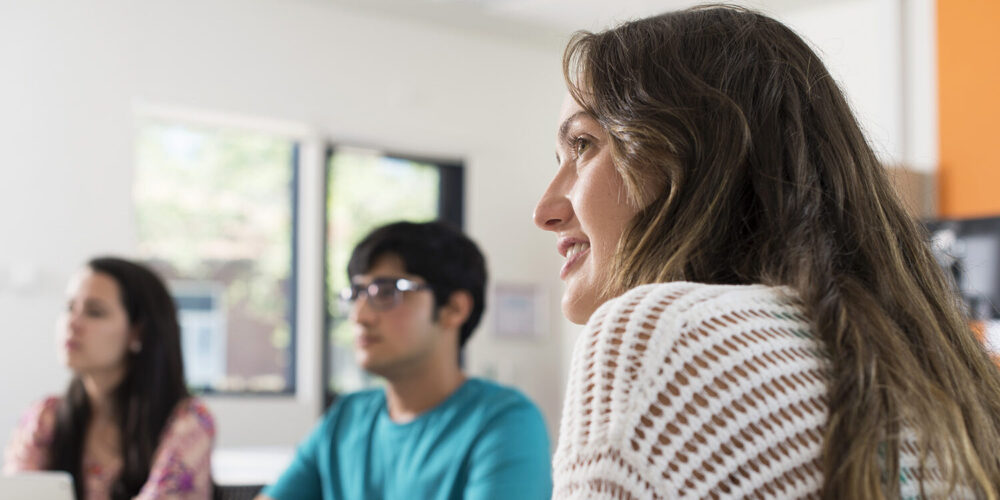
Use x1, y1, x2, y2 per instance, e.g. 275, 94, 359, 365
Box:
779, 0, 938, 173
0, 0, 567, 460
781, 0, 904, 163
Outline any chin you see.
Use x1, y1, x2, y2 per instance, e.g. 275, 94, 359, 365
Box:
60, 355, 83, 372
563, 272, 605, 322
355, 353, 373, 370
562, 296, 598, 325
356, 353, 384, 375
563, 277, 616, 325
361, 362, 393, 380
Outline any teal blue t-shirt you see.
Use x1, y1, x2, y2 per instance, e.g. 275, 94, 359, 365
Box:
263, 378, 552, 500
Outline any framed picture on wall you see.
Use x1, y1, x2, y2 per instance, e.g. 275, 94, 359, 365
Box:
491, 283, 546, 340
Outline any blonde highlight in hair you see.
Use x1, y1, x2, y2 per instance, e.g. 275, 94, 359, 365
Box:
564, 5, 1000, 498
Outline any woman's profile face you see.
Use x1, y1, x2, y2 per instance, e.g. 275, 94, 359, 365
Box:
57, 269, 133, 375
534, 95, 639, 324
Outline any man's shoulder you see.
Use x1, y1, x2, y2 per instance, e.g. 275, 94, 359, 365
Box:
322, 387, 386, 421
335, 385, 385, 405
339, 386, 386, 402
460, 378, 543, 421
457, 379, 550, 456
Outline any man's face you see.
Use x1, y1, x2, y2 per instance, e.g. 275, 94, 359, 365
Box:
348, 254, 443, 378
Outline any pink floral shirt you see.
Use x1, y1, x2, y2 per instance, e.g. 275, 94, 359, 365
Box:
3, 396, 215, 500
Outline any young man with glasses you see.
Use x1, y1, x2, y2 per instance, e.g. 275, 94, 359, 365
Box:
257, 221, 552, 500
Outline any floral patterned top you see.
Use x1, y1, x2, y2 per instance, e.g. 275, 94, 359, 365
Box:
3, 396, 215, 500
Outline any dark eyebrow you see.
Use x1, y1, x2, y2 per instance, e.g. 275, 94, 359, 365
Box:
83, 298, 108, 309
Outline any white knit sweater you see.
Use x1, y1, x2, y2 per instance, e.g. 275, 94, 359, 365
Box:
552, 282, 969, 499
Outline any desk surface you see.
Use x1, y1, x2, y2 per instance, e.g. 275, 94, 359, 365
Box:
213, 446, 294, 486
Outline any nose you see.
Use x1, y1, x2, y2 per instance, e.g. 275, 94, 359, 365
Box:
533, 177, 572, 231
63, 310, 82, 335
349, 294, 377, 326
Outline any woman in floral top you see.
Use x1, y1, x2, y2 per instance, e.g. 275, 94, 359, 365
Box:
3, 257, 215, 499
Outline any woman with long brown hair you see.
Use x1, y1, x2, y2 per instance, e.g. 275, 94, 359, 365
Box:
534, 5, 1000, 498
3, 257, 215, 499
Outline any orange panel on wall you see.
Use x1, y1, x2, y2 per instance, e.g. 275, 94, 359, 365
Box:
938, 0, 1000, 217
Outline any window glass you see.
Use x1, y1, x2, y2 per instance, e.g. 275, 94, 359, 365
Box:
134, 120, 297, 393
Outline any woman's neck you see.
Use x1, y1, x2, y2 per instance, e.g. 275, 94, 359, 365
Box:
80, 365, 126, 421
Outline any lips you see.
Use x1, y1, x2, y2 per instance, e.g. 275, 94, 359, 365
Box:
356, 334, 380, 349
557, 237, 587, 257
557, 237, 591, 280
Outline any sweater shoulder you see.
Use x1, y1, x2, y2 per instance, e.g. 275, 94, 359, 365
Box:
555, 281, 829, 497
598, 281, 801, 321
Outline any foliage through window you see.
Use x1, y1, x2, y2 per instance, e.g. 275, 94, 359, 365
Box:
134, 119, 297, 393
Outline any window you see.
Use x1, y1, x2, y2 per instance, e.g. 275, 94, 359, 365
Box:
134, 119, 298, 393
322, 147, 463, 403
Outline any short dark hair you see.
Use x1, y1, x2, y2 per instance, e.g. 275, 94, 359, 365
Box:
347, 221, 487, 348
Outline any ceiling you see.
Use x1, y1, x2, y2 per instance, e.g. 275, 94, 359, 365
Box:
324, 0, 839, 48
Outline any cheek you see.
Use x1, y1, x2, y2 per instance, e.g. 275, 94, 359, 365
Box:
89, 320, 131, 358
577, 181, 631, 253
389, 305, 434, 339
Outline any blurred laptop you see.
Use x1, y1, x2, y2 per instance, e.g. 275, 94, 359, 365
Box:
0, 471, 74, 500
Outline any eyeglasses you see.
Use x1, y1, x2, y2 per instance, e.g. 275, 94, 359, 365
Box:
338, 277, 432, 311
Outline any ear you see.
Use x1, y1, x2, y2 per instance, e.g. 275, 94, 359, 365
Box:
128, 324, 143, 354
438, 290, 473, 332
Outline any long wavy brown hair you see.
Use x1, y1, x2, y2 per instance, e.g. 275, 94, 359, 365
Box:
48, 257, 189, 500
564, 5, 1000, 498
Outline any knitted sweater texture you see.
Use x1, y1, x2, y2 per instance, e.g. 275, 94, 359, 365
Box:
552, 281, 969, 499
